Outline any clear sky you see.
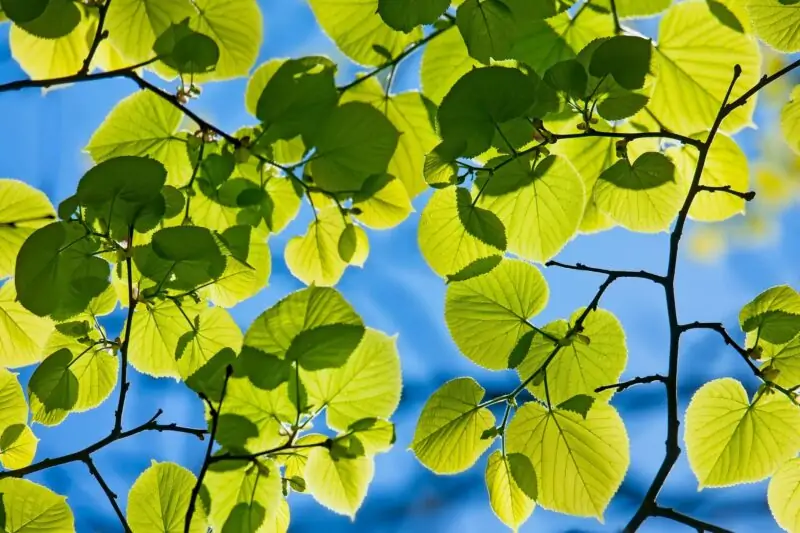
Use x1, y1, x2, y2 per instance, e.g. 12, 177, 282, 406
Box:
1, 1, 798, 531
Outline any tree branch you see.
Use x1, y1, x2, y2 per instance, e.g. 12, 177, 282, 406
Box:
546, 260, 665, 284
595, 374, 667, 393
608, 0, 622, 35
724, 57, 800, 115
696, 184, 756, 202
84, 456, 131, 533
652, 506, 735, 533
81, 0, 112, 76
114, 228, 136, 435
553, 129, 704, 149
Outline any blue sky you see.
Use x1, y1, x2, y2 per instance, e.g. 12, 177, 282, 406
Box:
1, 1, 798, 531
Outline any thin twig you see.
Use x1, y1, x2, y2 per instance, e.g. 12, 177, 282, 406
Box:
652, 506, 735, 533
608, 0, 622, 35
84, 456, 131, 533
81, 0, 113, 75
546, 260, 665, 284
696, 184, 756, 201
114, 227, 136, 435
595, 375, 667, 393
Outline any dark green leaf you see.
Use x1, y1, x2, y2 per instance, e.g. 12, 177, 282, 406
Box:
589, 35, 652, 90
338, 224, 357, 263
456, 0, 515, 63
557, 394, 595, 419
0, 0, 48, 25
162, 186, 185, 218
456, 188, 507, 250
707, 0, 744, 33
186, 348, 235, 401
378, 0, 450, 32
507, 452, 538, 500
544, 59, 588, 100
508, 330, 535, 369
446, 255, 503, 283
598, 152, 675, 190
153, 19, 220, 74
15, 0, 79, 39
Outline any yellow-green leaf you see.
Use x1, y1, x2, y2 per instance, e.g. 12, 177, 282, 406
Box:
740, 285, 800, 345
283, 434, 329, 480
506, 401, 629, 519
485, 450, 536, 531
747, 0, 800, 52
9, 11, 91, 79
202, 228, 271, 308
649, 1, 761, 135
308, 0, 423, 66
0, 478, 74, 531
420, 26, 480, 105
0, 281, 53, 368
351, 174, 414, 229
127, 461, 207, 533
781, 85, 800, 155
285, 207, 348, 287
0, 424, 38, 470
0, 368, 27, 431
445, 258, 548, 369
768, 458, 800, 533
0, 180, 55, 278
411, 377, 496, 474
684, 377, 800, 488
85, 91, 192, 187
302, 328, 401, 430
305, 447, 374, 518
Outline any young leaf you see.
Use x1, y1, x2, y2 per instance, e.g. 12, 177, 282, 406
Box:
0, 478, 74, 531
0, 180, 55, 279
485, 450, 536, 531
0, 423, 38, 469
377, 0, 449, 32
0, 368, 27, 434
127, 461, 208, 533
411, 377, 496, 474
445, 258, 549, 369
305, 448, 375, 518
685, 378, 800, 488
739, 285, 800, 345
0, 281, 53, 368
506, 401, 629, 519
768, 458, 800, 532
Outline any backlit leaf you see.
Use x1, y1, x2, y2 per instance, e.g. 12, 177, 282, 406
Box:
0, 180, 55, 279
284, 207, 349, 287
0, 478, 74, 531
305, 448, 374, 518
768, 458, 800, 533
127, 461, 207, 533
747, 0, 800, 52
485, 450, 536, 531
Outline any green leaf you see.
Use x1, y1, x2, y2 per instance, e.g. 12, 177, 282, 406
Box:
9, 6, 89, 79
544, 59, 588, 100
255, 56, 339, 144
85, 91, 192, 188
303, 328, 401, 430
411, 377, 496, 474
202, 458, 283, 532
445, 258, 548, 370
244, 286, 365, 371
305, 448, 374, 518
341, 78, 440, 197
143, 226, 227, 291
615, 0, 670, 17
747, 0, 800, 52
0, 180, 55, 280
649, 1, 761, 134
593, 152, 681, 233
0, 478, 74, 531
596, 90, 649, 121
307, 0, 423, 66
516, 307, 627, 405
308, 102, 399, 193
15, 222, 110, 320
506, 401, 629, 519
377, 0, 450, 32
768, 458, 800, 533
739, 285, 800, 344
0, 0, 47, 24
346, 418, 396, 454
438, 66, 535, 157
152, 19, 220, 74
0, 424, 38, 470
284, 207, 350, 287
668, 132, 749, 222
708, 0, 746, 32
557, 394, 595, 419
477, 155, 585, 262
421, 26, 481, 105
485, 450, 536, 531
781, 85, 800, 155
419, 187, 507, 277
350, 174, 414, 229
446, 255, 503, 283
0, 368, 27, 434
685, 378, 800, 488
127, 461, 208, 533
0, 282, 54, 368
588, 35, 651, 90
13, 0, 79, 39
456, 0, 515, 63
202, 226, 270, 308
337, 224, 358, 263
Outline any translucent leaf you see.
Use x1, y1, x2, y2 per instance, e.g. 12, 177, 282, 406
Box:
506, 401, 629, 519
378, 0, 449, 32
445, 259, 549, 369
747, 0, 800, 52
649, 1, 761, 134
9, 6, 90, 79
85, 91, 192, 188
593, 152, 682, 233
0, 281, 53, 369
308, 102, 399, 193
284, 207, 349, 287
768, 458, 800, 533
615, 0, 670, 17
15, 222, 110, 320
302, 328, 401, 430
283, 434, 328, 480
202, 458, 283, 532
485, 450, 536, 531
477, 155, 585, 262
421, 26, 480, 105
0, 424, 38, 469
346, 418, 396, 454
243, 286, 365, 371
350, 174, 414, 229
739, 285, 800, 345
669, 133, 748, 222
28, 341, 117, 426
0, 180, 55, 279
456, 0, 515, 64
0, 368, 27, 433
418, 188, 506, 277
341, 78, 439, 197
685, 378, 800, 488
202, 226, 271, 308
781, 85, 800, 155
305, 447, 374, 518
307, 0, 422, 66
0, 478, 74, 531
411, 377, 496, 474
516, 307, 627, 405
127, 461, 207, 533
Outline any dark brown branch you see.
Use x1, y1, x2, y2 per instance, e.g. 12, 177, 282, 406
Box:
595, 374, 667, 393
553, 129, 704, 149
546, 260, 665, 284
696, 185, 756, 202
724, 58, 800, 115
84, 456, 131, 533
113, 227, 136, 435
210, 440, 330, 464
652, 506, 735, 533
81, 0, 112, 76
